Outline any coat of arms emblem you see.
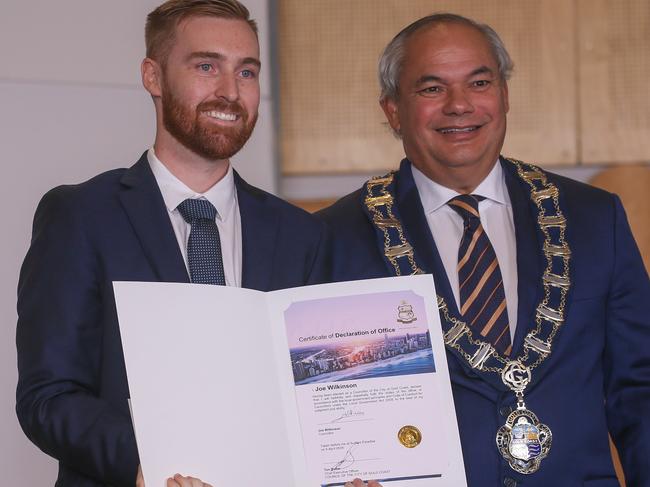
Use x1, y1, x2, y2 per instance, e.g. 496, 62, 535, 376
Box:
396, 301, 417, 324
496, 408, 552, 474
509, 416, 542, 460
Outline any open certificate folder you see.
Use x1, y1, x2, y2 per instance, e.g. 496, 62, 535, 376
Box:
114, 275, 467, 487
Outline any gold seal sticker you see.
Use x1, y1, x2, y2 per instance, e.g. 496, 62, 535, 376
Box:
398, 425, 422, 448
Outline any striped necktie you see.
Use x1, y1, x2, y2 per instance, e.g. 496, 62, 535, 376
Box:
448, 194, 511, 355
177, 198, 226, 286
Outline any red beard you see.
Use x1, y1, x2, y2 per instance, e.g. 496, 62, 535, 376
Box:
162, 89, 257, 161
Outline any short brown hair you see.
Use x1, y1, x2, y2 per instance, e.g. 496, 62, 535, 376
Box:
145, 0, 258, 64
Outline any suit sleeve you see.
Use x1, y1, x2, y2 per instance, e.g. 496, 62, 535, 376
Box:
603, 195, 650, 486
16, 188, 139, 486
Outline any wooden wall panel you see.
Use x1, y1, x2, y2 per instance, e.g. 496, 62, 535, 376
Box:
578, 0, 650, 164
279, 0, 576, 175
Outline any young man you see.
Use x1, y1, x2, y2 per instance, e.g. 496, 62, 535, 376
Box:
320, 14, 650, 487
16, 1, 328, 485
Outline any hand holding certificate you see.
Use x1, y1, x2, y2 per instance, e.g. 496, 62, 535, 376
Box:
137, 467, 214, 487
114, 276, 466, 486
346, 479, 382, 487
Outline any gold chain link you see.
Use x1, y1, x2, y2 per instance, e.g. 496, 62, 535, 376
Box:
363, 158, 571, 381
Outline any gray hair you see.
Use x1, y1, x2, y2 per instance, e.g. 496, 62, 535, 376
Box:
378, 13, 514, 101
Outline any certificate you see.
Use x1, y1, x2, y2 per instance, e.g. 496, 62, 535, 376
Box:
114, 275, 466, 487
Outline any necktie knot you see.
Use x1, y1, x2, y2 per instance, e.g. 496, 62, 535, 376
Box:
177, 198, 217, 223
447, 194, 485, 223
176, 198, 225, 285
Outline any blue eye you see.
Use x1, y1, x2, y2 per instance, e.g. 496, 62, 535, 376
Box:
198, 63, 212, 72
241, 69, 256, 79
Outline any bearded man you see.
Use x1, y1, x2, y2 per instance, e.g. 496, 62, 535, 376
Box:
15, 1, 328, 486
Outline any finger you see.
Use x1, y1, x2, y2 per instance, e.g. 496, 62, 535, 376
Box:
346, 478, 364, 487
166, 476, 181, 487
173, 474, 193, 487
172, 474, 209, 487
136, 466, 145, 487
189, 477, 204, 487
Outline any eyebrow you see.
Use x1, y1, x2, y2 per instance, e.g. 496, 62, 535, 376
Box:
469, 66, 495, 77
186, 51, 262, 69
414, 65, 496, 86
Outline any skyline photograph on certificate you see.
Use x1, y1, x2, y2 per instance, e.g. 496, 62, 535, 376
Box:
285, 291, 436, 385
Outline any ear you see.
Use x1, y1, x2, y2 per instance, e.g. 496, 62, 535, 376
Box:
141, 58, 162, 98
380, 96, 401, 136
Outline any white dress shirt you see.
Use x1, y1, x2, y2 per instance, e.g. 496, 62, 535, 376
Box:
147, 148, 242, 287
412, 161, 518, 339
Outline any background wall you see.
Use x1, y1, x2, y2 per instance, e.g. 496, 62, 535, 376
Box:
0, 0, 273, 484
278, 0, 650, 208
278, 0, 650, 176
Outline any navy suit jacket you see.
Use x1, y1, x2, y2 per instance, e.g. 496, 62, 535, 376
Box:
318, 158, 650, 487
16, 153, 329, 487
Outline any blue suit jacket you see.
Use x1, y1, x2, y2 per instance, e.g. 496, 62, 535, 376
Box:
16, 153, 329, 487
318, 158, 650, 487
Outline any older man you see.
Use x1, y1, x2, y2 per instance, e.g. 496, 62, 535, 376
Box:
320, 14, 650, 487
16, 1, 328, 486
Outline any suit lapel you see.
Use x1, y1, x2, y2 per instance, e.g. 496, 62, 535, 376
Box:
501, 158, 543, 356
395, 162, 506, 390
395, 160, 460, 316
392, 158, 551, 390
395, 159, 534, 392
118, 153, 189, 283
236, 172, 278, 291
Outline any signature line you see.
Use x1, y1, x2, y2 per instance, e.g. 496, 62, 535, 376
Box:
320, 419, 374, 425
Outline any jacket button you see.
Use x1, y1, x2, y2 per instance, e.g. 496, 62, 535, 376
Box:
503, 477, 517, 487
500, 405, 512, 417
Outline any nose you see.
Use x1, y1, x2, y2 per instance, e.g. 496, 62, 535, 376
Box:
443, 86, 474, 116
216, 73, 239, 102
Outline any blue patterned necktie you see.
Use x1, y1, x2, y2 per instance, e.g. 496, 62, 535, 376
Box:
448, 194, 512, 355
176, 198, 226, 286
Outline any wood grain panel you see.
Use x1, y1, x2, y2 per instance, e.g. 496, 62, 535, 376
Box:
288, 198, 336, 213
578, 0, 650, 164
279, 0, 576, 175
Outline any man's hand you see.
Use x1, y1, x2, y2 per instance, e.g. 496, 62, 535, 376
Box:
136, 466, 144, 487
136, 468, 212, 487
140, 470, 375, 487
167, 474, 213, 487
345, 479, 382, 487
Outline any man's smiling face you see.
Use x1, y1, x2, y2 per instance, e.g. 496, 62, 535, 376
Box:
159, 15, 261, 161
381, 22, 509, 189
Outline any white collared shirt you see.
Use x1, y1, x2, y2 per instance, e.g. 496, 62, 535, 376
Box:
412, 161, 518, 338
147, 148, 242, 287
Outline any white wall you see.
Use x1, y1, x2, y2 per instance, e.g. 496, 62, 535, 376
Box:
0, 1, 274, 485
